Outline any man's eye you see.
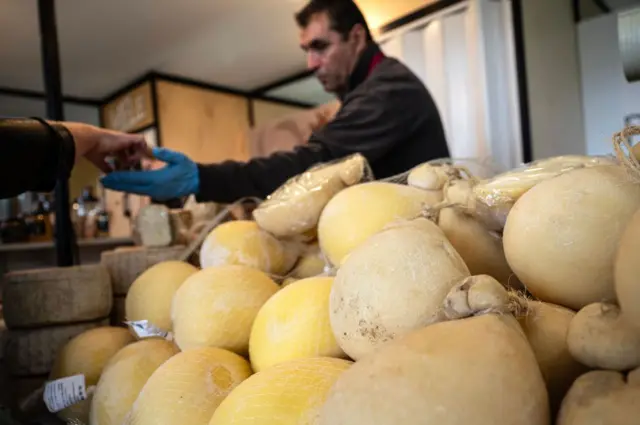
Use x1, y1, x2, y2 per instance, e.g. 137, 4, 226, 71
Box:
313, 45, 328, 54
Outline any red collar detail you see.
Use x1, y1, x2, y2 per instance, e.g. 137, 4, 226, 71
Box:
368, 52, 385, 76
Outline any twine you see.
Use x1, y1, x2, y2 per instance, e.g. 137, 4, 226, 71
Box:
612, 125, 640, 183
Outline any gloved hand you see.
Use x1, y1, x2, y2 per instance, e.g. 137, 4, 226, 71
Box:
100, 147, 200, 201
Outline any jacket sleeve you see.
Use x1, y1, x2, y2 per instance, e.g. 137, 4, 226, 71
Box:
195, 74, 424, 204
0, 118, 76, 199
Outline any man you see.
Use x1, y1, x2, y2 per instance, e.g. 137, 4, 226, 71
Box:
0, 118, 147, 199
101, 0, 450, 203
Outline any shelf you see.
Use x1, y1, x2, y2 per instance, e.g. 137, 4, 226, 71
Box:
0, 237, 134, 252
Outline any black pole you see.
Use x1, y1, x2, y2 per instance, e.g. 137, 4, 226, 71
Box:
37, 0, 75, 267
511, 0, 533, 163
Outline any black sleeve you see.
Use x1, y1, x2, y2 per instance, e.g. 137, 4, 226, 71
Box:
195, 76, 423, 204
195, 142, 331, 203
0, 118, 76, 199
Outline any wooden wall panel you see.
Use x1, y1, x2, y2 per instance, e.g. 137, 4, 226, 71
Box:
247, 100, 341, 158
356, 0, 438, 30
156, 80, 251, 163
252, 100, 305, 127
101, 82, 155, 132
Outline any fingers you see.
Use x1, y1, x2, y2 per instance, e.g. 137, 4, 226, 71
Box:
101, 169, 162, 186
100, 178, 156, 197
94, 160, 114, 174
151, 147, 190, 165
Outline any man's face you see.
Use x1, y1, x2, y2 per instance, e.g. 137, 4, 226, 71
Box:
299, 12, 365, 95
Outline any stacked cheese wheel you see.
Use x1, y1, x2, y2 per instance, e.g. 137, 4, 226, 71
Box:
1, 265, 113, 407
42, 138, 640, 425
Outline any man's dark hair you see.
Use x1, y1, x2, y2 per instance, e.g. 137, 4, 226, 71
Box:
295, 0, 373, 41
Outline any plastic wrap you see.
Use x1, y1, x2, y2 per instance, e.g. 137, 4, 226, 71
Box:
381, 157, 496, 189
252, 153, 374, 238
447, 155, 617, 232
125, 320, 173, 341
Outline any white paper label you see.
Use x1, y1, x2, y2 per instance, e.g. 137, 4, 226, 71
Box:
43, 375, 87, 413
126, 320, 172, 340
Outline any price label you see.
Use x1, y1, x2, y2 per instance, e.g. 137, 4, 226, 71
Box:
43, 375, 87, 413
126, 320, 172, 340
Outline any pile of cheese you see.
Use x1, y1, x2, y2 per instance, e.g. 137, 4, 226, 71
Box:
47, 140, 640, 425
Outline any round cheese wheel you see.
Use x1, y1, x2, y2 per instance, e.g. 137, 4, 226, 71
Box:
289, 243, 326, 279
171, 265, 279, 354
50, 326, 136, 424
330, 218, 470, 360
125, 261, 198, 331
209, 357, 352, 425
249, 276, 346, 372
318, 182, 442, 267
318, 315, 549, 425
90, 339, 180, 425
123, 347, 252, 425
504, 165, 640, 310
199, 220, 290, 275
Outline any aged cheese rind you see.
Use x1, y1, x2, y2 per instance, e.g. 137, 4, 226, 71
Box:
101, 245, 185, 295
3, 265, 112, 329
134, 204, 173, 247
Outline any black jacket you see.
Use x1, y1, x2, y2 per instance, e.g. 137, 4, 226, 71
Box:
196, 42, 450, 203
0, 118, 75, 199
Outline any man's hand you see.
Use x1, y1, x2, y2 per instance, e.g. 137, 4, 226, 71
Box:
63, 122, 151, 173
100, 147, 200, 201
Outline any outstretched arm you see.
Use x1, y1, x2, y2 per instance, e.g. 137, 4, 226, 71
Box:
0, 118, 75, 199
0, 118, 148, 199
101, 79, 423, 203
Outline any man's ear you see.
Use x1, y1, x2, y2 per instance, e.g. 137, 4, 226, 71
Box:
349, 24, 367, 48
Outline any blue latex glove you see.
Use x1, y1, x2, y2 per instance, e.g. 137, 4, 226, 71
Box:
100, 147, 199, 201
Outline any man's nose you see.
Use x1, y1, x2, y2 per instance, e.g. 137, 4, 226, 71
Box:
307, 53, 321, 71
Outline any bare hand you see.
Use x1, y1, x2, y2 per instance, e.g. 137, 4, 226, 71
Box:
63, 122, 153, 173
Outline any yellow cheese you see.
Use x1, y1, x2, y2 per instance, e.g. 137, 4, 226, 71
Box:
199, 220, 290, 275
125, 261, 199, 332
209, 357, 352, 425
90, 339, 180, 425
171, 265, 279, 354
49, 326, 136, 424
249, 276, 345, 372
289, 243, 326, 279
318, 182, 442, 267
123, 347, 252, 425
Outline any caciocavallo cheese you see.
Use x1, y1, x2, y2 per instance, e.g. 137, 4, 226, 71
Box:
49, 326, 136, 424
171, 265, 279, 354
125, 260, 199, 332
123, 347, 252, 425
209, 357, 352, 425
90, 339, 180, 425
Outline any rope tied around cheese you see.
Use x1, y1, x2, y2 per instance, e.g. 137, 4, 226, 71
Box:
418, 168, 479, 223
438, 275, 531, 322
613, 125, 640, 184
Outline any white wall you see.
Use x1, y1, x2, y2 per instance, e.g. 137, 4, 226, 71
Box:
378, 0, 522, 176
0, 94, 100, 125
521, 0, 586, 159
578, 13, 640, 156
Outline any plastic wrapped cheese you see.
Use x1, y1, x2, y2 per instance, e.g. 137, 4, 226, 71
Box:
125, 261, 199, 332
249, 276, 346, 372
123, 347, 252, 425
49, 327, 136, 424
209, 357, 352, 425
253, 154, 373, 238
444, 155, 616, 232
90, 339, 180, 425
171, 265, 279, 354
